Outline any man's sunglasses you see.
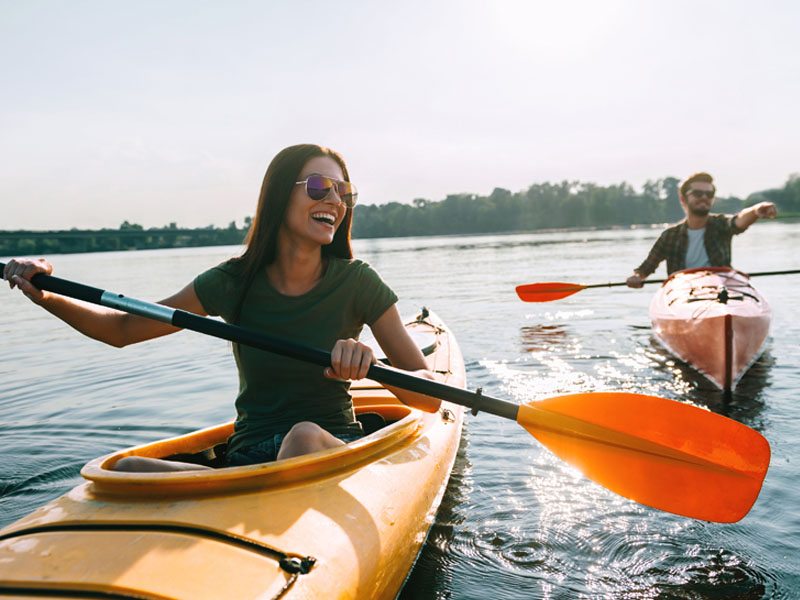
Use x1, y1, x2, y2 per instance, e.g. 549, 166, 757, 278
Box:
295, 175, 358, 208
686, 189, 715, 199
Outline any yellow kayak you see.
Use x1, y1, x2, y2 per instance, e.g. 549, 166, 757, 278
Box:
0, 309, 465, 600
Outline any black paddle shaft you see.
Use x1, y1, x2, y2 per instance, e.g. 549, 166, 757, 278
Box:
584, 268, 800, 289
1, 263, 520, 421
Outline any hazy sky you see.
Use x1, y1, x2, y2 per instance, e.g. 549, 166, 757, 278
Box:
2, 0, 798, 230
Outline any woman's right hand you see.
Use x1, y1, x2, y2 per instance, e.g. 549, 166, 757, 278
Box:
325, 338, 375, 381
3, 259, 202, 348
3, 258, 53, 304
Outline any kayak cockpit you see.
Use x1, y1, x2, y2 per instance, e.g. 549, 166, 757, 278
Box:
144, 407, 396, 470
81, 310, 453, 497
81, 402, 425, 497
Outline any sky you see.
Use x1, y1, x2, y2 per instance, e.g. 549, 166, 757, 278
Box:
1, 0, 798, 230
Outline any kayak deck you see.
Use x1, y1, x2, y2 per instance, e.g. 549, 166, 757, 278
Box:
0, 310, 466, 600
649, 267, 771, 391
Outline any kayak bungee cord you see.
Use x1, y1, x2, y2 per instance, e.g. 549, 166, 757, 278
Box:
0, 522, 316, 592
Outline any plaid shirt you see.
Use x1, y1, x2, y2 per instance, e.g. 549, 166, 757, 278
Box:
635, 214, 744, 277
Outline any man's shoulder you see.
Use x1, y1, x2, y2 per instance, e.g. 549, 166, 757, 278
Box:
707, 213, 734, 229
660, 220, 687, 237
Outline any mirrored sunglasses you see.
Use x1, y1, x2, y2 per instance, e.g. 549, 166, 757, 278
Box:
687, 189, 715, 199
295, 175, 358, 208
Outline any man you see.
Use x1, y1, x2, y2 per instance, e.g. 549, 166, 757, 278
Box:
626, 172, 777, 287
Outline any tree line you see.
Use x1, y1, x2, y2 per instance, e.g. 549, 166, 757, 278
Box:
350, 174, 800, 238
2, 175, 797, 255
0, 221, 248, 256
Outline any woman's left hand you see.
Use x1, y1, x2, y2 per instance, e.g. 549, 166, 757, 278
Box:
325, 338, 375, 381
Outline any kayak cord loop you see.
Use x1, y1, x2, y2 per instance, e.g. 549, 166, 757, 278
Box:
272, 556, 318, 600
0, 523, 316, 599
408, 306, 445, 334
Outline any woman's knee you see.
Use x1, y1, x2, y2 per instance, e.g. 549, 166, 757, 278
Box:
285, 421, 326, 440
287, 421, 325, 435
279, 422, 342, 459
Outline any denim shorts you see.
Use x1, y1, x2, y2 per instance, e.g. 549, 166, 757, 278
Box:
226, 430, 365, 467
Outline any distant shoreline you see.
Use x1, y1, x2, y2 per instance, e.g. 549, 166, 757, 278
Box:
3, 217, 796, 257
0, 223, 662, 257
0, 226, 247, 256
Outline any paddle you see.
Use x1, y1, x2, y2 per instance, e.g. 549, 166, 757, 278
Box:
516, 268, 800, 302
1, 262, 770, 523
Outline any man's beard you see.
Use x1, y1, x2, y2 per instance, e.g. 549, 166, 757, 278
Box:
688, 205, 711, 217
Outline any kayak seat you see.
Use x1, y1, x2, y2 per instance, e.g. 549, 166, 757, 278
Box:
160, 412, 392, 468
357, 411, 387, 435
163, 443, 228, 469
160, 416, 389, 468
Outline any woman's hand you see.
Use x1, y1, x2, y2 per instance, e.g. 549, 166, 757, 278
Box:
325, 338, 375, 381
3, 258, 53, 304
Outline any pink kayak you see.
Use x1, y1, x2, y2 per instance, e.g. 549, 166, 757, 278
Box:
649, 267, 771, 391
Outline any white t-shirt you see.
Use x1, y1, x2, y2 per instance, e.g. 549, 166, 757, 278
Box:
685, 227, 711, 269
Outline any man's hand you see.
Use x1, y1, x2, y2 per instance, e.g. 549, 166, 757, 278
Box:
626, 273, 644, 288
734, 201, 778, 231
753, 202, 778, 220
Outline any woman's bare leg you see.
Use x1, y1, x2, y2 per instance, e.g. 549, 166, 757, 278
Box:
113, 456, 213, 472
276, 421, 345, 460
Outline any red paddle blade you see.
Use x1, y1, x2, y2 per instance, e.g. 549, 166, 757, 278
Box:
515, 282, 586, 302
517, 392, 770, 522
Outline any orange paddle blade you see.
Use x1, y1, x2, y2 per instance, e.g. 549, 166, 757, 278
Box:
518, 393, 770, 522
515, 282, 587, 302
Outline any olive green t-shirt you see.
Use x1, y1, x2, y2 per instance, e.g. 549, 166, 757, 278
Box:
193, 257, 398, 455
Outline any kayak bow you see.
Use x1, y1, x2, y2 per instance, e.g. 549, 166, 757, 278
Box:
649, 267, 772, 391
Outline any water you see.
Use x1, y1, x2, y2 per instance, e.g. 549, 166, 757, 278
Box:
2, 223, 799, 599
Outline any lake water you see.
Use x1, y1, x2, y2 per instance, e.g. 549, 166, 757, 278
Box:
2, 223, 799, 599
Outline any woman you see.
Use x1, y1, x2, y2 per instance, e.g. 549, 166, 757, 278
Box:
4, 144, 441, 471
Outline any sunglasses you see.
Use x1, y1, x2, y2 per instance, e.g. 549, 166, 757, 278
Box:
686, 189, 715, 199
295, 175, 358, 208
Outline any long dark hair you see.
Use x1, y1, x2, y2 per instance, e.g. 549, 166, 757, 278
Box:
230, 144, 354, 324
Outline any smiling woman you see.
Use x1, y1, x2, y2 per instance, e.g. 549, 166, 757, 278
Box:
2, 143, 444, 472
